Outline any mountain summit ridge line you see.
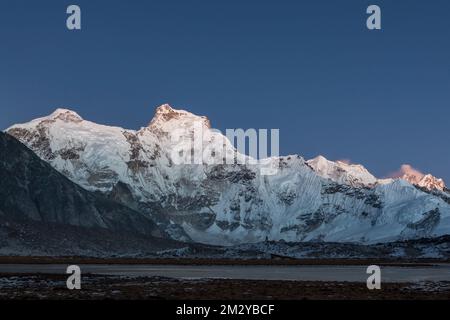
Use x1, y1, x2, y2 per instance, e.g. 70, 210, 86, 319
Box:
5, 104, 450, 245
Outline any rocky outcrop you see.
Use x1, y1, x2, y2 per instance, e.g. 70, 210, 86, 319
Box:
0, 132, 162, 237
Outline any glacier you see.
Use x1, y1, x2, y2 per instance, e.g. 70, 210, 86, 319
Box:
5, 104, 450, 245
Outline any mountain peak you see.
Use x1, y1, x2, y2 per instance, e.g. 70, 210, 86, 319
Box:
391, 164, 445, 191
49, 108, 83, 122
148, 104, 211, 131
311, 155, 328, 163
155, 104, 176, 114
391, 164, 446, 191
5, 108, 83, 132
406, 173, 446, 191
307, 155, 377, 187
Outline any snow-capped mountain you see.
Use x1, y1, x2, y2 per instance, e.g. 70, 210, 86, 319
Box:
396, 165, 446, 191
306, 155, 378, 187
6, 105, 450, 245
415, 174, 446, 191
383, 164, 446, 191
306, 156, 446, 191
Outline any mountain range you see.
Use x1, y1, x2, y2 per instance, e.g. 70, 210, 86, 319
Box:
3, 104, 450, 247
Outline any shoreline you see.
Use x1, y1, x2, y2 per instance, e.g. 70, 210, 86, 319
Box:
0, 256, 448, 267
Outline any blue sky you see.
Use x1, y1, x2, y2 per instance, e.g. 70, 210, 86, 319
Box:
1, 0, 449, 181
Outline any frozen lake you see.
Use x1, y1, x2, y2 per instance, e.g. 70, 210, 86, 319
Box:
1, 264, 450, 283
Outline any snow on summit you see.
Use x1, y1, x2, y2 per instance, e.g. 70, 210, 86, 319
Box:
389, 164, 446, 191
148, 104, 211, 132
4, 104, 450, 245
306, 155, 378, 187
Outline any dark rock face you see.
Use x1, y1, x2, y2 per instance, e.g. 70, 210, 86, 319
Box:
0, 132, 161, 237
108, 181, 139, 211
7, 125, 55, 160
405, 208, 441, 235
0, 215, 184, 257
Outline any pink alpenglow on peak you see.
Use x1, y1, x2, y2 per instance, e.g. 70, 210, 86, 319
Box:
307, 157, 446, 192
148, 104, 211, 130
389, 164, 446, 191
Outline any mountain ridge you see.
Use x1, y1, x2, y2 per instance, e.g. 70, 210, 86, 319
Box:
0, 131, 162, 236
5, 105, 450, 245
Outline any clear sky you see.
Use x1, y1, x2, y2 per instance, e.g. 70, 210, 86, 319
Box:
1, 0, 449, 181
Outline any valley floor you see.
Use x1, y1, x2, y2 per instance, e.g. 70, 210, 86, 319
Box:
0, 273, 449, 300
1, 258, 450, 300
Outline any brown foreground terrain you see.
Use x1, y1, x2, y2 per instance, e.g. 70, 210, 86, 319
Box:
0, 273, 449, 300
1, 256, 449, 300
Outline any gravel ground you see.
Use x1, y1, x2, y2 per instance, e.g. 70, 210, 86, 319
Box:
0, 273, 450, 300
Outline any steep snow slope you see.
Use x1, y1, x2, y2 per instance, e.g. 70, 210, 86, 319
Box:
306, 155, 378, 187
6, 105, 450, 245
